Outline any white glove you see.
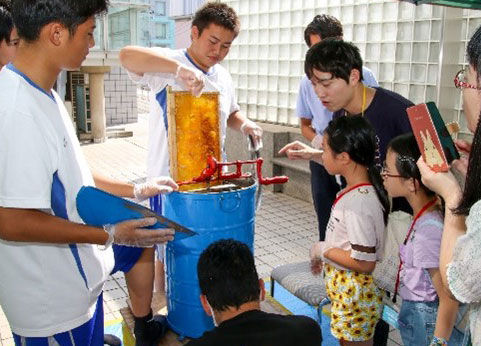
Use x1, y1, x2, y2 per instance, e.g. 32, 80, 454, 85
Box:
310, 134, 323, 150
175, 63, 205, 97
310, 241, 325, 261
133, 176, 179, 201
240, 120, 263, 151
102, 218, 175, 248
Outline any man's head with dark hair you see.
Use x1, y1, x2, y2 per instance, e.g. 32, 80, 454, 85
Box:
305, 39, 363, 83
197, 239, 262, 316
0, 0, 18, 68
11, 0, 108, 42
303, 39, 365, 113
188, 2, 239, 72
10, 0, 108, 72
304, 14, 343, 47
0, 0, 13, 43
192, 2, 239, 38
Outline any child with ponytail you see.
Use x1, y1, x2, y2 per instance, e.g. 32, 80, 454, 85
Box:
309, 115, 389, 345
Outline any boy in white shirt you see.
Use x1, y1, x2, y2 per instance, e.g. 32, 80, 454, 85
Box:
120, 2, 263, 292
0, 1, 177, 345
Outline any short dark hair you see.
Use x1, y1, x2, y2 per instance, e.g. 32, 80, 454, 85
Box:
0, 0, 14, 44
192, 2, 239, 37
11, 0, 108, 42
304, 14, 343, 47
305, 39, 364, 83
387, 133, 436, 197
197, 239, 259, 312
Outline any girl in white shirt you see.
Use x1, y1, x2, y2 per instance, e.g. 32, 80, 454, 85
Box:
310, 116, 389, 345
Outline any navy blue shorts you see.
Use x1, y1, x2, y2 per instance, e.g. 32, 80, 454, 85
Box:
13, 294, 104, 346
111, 244, 144, 274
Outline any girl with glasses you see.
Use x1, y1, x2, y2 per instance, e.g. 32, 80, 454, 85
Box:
383, 134, 464, 346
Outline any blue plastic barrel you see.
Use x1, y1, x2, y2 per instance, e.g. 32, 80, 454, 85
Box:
162, 183, 256, 338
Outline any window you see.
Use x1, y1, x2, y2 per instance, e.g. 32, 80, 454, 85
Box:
109, 9, 131, 50
155, 1, 166, 16
155, 22, 167, 40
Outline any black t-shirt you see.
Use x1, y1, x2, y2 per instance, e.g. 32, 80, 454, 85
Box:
185, 309, 322, 346
333, 87, 413, 214
333, 87, 413, 162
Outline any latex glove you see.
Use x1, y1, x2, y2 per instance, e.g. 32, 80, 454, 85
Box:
175, 63, 204, 97
310, 241, 324, 260
416, 157, 462, 205
104, 218, 175, 248
134, 177, 179, 201
278, 140, 321, 161
241, 119, 263, 151
310, 134, 323, 150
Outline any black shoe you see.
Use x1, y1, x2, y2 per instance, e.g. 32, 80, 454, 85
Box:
104, 334, 122, 346
134, 311, 168, 346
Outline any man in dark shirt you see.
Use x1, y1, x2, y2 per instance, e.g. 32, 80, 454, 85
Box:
280, 39, 413, 346
305, 39, 413, 164
186, 239, 322, 346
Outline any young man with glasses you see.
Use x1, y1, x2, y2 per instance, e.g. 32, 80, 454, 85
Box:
0, 0, 18, 70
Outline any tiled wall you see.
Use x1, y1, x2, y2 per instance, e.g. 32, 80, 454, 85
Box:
104, 66, 138, 126
221, 0, 481, 137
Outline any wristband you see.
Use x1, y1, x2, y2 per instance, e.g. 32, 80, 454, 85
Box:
99, 224, 115, 250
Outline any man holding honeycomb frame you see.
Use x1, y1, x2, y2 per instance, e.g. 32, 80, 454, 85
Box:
120, 2, 263, 294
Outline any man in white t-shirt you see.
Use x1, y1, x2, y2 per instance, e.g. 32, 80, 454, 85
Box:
0, 1, 177, 345
120, 2, 263, 292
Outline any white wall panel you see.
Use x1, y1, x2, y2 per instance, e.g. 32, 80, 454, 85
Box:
221, 0, 481, 134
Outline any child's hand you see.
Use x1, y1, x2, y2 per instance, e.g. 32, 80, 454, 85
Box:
309, 242, 324, 275
310, 258, 323, 276
417, 157, 462, 205
309, 241, 323, 259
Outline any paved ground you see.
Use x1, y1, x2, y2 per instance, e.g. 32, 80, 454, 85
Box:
0, 114, 401, 345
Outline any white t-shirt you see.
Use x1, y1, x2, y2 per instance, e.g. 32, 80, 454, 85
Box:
321, 185, 385, 270
0, 65, 114, 337
127, 48, 240, 178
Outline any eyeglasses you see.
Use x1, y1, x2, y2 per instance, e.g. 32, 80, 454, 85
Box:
381, 163, 403, 179
454, 69, 481, 90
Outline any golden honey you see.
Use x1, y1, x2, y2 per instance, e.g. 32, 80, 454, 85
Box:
167, 88, 221, 191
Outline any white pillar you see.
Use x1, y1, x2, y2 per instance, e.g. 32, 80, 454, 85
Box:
80, 66, 111, 143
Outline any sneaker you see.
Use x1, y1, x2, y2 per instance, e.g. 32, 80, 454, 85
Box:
134, 313, 168, 346
104, 334, 122, 346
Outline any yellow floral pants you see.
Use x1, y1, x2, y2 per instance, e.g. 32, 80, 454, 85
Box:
324, 263, 383, 341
